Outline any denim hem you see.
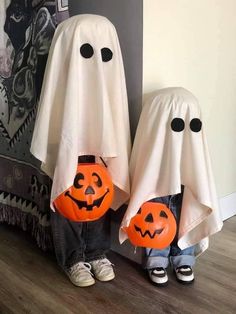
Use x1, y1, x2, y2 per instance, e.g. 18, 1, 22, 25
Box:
86, 253, 107, 262
170, 255, 195, 268
145, 256, 169, 269
63, 256, 86, 271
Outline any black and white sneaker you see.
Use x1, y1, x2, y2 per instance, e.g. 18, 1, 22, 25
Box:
175, 265, 194, 284
148, 267, 168, 286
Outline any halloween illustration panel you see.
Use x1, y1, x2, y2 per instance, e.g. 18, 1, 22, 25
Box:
0, 1, 56, 145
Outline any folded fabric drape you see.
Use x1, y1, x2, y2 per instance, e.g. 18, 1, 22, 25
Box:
31, 14, 131, 213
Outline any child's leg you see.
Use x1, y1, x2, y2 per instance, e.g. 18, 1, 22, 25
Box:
170, 244, 195, 269
50, 211, 86, 271
84, 211, 111, 262
144, 194, 172, 270
84, 211, 115, 282
50, 211, 96, 287
168, 189, 196, 283
143, 196, 172, 285
170, 243, 195, 283
144, 195, 172, 270
145, 247, 170, 269
168, 187, 196, 269
144, 247, 170, 285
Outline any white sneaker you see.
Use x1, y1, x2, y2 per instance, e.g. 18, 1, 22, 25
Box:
148, 267, 168, 286
90, 258, 115, 282
66, 262, 95, 287
175, 265, 194, 284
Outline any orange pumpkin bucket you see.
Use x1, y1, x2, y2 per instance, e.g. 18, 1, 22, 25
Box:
124, 202, 177, 249
54, 163, 114, 222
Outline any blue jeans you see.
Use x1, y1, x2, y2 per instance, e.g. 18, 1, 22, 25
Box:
50, 210, 111, 271
145, 188, 195, 269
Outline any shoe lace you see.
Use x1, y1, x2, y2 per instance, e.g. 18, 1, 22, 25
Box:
93, 258, 114, 269
69, 262, 93, 277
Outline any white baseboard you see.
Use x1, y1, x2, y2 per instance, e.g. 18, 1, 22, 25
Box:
219, 192, 236, 221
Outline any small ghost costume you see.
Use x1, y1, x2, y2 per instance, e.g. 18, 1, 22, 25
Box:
30, 15, 131, 270
120, 87, 223, 257
30, 14, 131, 211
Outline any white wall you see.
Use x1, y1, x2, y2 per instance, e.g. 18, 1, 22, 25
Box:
143, 0, 236, 198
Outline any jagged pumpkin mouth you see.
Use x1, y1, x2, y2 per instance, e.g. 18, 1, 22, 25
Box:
134, 225, 164, 239
65, 189, 110, 211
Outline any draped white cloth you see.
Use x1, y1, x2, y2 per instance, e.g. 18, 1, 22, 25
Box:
31, 14, 131, 211
120, 87, 223, 256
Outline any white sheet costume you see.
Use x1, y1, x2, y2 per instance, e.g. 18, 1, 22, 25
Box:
30, 14, 131, 211
120, 87, 223, 256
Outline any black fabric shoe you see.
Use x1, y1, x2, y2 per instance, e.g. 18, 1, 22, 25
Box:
148, 267, 168, 286
175, 265, 194, 284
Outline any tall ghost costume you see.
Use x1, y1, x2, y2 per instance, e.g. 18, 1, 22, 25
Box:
30, 14, 131, 211
120, 87, 223, 256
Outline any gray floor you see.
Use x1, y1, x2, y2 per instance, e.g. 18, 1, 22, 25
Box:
0, 216, 236, 314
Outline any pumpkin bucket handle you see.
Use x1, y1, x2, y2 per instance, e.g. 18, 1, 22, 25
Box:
100, 157, 108, 168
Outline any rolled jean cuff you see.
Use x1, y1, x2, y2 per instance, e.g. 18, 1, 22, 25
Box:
170, 255, 195, 269
64, 256, 85, 271
86, 253, 107, 262
145, 256, 169, 269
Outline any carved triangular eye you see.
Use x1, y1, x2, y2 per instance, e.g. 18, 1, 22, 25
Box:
137, 208, 142, 214
160, 210, 168, 218
145, 213, 154, 222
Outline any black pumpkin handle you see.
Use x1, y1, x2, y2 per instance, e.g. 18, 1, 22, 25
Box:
77, 155, 108, 168
99, 157, 108, 168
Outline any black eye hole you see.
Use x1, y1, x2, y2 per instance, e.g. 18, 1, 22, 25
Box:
190, 118, 202, 132
74, 172, 84, 189
80, 43, 94, 59
92, 173, 102, 187
145, 213, 154, 223
101, 47, 113, 62
171, 118, 185, 132
160, 210, 168, 219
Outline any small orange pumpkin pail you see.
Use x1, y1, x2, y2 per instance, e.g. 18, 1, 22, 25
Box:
124, 202, 177, 249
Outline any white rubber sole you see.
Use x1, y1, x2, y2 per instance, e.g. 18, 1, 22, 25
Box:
95, 272, 115, 282
66, 272, 96, 287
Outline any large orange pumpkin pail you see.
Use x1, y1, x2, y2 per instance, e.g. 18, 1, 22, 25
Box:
54, 163, 114, 222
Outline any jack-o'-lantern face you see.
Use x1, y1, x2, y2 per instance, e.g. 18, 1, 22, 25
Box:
54, 163, 114, 222
124, 202, 177, 249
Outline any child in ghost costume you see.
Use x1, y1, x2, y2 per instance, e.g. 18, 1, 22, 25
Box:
120, 87, 223, 286
30, 15, 131, 287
